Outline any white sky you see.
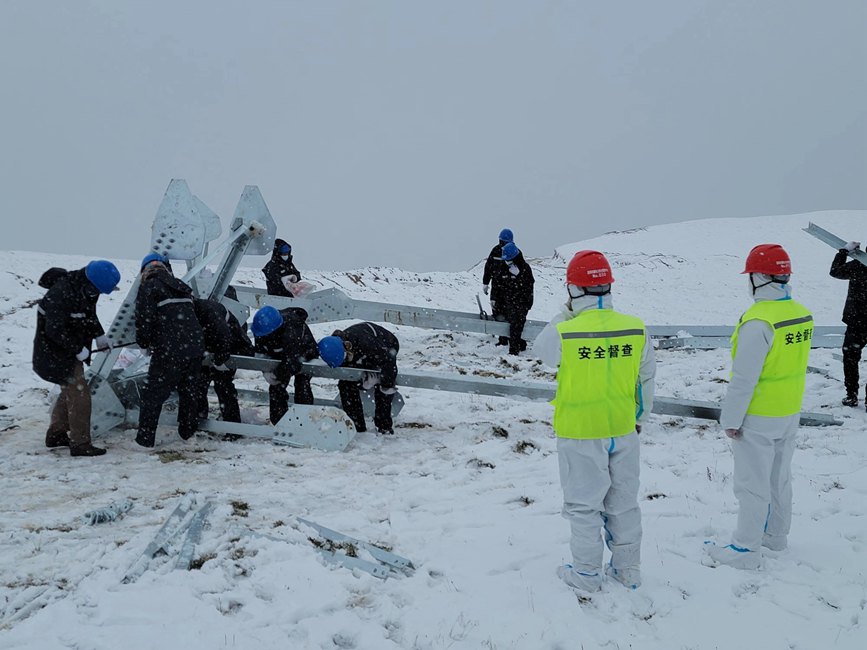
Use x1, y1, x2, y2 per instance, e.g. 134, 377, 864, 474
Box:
1, 0, 865, 271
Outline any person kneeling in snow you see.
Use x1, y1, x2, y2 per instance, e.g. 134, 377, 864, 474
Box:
704, 244, 812, 570
317, 323, 400, 434
534, 250, 655, 593
251, 306, 319, 424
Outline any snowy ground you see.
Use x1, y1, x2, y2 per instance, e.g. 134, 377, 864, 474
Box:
1, 210, 865, 649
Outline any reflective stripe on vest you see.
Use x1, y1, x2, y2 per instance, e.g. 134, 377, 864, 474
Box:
553, 309, 645, 440
156, 298, 193, 308
731, 299, 812, 417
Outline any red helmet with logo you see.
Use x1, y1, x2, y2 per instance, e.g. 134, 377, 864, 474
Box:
742, 244, 792, 275
566, 250, 614, 287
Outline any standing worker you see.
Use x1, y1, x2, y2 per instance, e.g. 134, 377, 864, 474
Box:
193, 298, 254, 423
250, 306, 319, 424
497, 242, 535, 355
535, 250, 655, 592
829, 240, 867, 407
482, 228, 514, 347
134, 253, 205, 447
704, 244, 812, 569
262, 238, 302, 298
32, 260, 121, 457
317, 323, 400, 434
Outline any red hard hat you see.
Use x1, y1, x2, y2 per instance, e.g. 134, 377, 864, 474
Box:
742, 244, 792, 275
566, 250, 614, 287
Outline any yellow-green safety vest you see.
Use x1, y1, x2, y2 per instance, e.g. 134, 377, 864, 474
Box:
553, 309, 646, 440
731, 299, 812, 417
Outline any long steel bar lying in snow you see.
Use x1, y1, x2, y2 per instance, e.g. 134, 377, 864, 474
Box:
228, 356, 840, 428
230, 286, 844, 349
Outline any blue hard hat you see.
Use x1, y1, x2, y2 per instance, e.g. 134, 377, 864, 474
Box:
318, 336, 346, 368
498, 228, 514, 243
140, 252, 168, 271
502, 242, 520, 261
85, 260, 120, 294
251, 306, 284, 337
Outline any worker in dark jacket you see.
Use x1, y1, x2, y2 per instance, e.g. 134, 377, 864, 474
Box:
134, 253, 205, 447
497, 242, 535, 356
32, 260, 120, 456
317, 323, 400, 434
482, 228, 514, 346
830, 240, 867, 407
251, 306, 319, 424
193, 298, 254, 423
262, 238, 302, 298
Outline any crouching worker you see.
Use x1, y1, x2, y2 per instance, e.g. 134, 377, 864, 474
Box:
32, 260, 121, 457
317, 323, 400, 434
193, 298, 254, 423
250, 306, 319, 424
534, 250, 655, 592
135, 253, 205, 447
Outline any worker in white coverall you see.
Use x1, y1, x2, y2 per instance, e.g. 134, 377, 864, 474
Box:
535, 250, 655, 592
704, 244, 812, 570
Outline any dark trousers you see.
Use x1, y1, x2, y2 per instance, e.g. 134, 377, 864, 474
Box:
491, 299, 509, 346
496, 306, 529, 355
138, 356, 202, 445
198, 367, 242, 423
842, 327, 867, 398
269, 374, 313, 424
337, 380, 394, 433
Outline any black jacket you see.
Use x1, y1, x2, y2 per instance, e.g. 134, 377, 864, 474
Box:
830, 250, 867, 327
254, 307, 319, 382
334, 323, 400, 389
135, 267, 205, 362
497, 252, 535, 315
32, 268, 105, 384
262, 238, 302, 297
482, 243, 508, 302
193, 299, 254, 365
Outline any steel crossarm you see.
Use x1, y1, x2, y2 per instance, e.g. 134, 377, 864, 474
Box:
804, 222, 867, 267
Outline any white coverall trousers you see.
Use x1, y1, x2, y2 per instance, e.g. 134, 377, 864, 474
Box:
558, 433, 641, 575
731, 413, 799, 551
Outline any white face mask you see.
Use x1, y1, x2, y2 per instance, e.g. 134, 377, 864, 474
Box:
281, 254, 289, 261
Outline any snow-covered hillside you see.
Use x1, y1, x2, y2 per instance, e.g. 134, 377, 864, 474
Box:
1, 211, 865, 649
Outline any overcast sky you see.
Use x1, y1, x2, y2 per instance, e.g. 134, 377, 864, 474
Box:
1, 0, 864, 272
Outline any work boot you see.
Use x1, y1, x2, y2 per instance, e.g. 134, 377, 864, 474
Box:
178, 429, 195, 441
702, 542, 761, 570
495, 337, 509, 347
605, 564, 641, 589
842, 394, 858, 407
556, 564, 602, 593
70, 443, 106, 457
376, 426, 394, 435
135, 431, 155, 448
45, 430, 70, 448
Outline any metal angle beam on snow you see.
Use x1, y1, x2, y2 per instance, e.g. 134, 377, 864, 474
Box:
122, 494, 201, 584
231, 286, 843, 348
232, 357, 840, 427
803, 222, 867, 267
234, 386, 406, 420
297, 518, 414, 575
174, 501, 214, 571
230, 286, 545, 339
